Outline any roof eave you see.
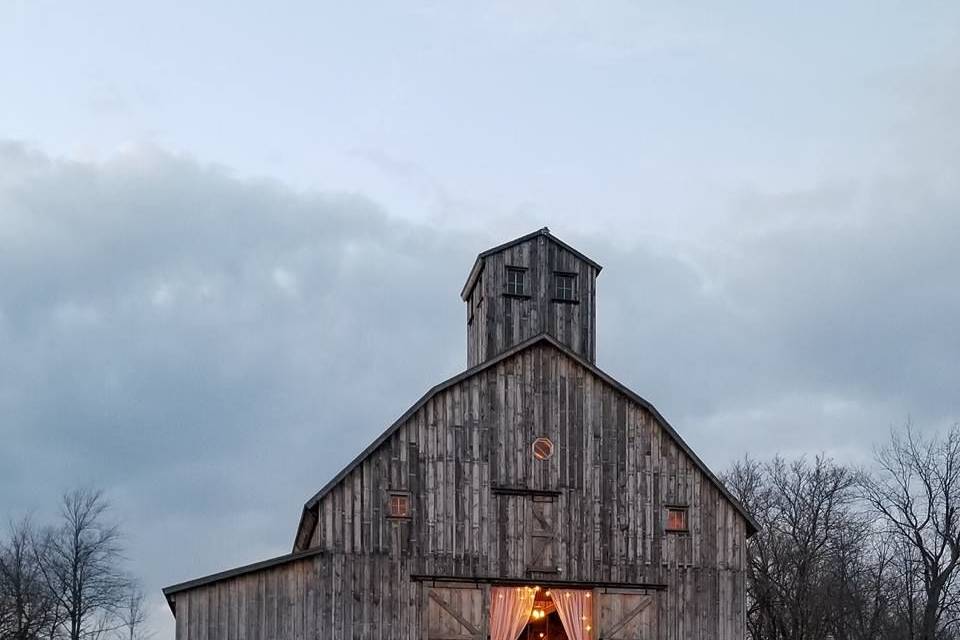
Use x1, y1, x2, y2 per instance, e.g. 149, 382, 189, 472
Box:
460, 258, 484, 300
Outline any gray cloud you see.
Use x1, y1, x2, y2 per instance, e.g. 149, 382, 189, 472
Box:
1, 105, 958, 639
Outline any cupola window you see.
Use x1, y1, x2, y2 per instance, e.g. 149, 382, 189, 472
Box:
554, 273, 577, 301
506, 267, 526, 296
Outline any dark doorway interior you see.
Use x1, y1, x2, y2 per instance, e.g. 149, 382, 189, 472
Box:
520, 610, 568, 640
519, 588, 569, 640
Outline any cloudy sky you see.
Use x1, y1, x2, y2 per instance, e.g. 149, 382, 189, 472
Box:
2, 1, 959, 637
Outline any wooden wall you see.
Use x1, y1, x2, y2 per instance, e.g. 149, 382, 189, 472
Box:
171, 553, 422, 640
172, 342, 747, 640
308, 342, 746, 638
466, 236, 598, 368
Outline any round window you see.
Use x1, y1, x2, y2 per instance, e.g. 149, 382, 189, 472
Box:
532, 437, 555, 460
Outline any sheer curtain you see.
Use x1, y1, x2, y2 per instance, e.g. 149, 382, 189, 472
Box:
489, 586, 535, 640
551, 589, 592, 640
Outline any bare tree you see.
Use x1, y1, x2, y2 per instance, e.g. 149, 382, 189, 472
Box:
862, 423, 960, 640
34, 490, 131, 640
726, 455, 871, 640
0, 517, 57, 640
113, 587, 150, 640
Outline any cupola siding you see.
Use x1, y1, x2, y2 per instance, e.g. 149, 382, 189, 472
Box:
163, 230, 755, 640
463, 228, 600, 367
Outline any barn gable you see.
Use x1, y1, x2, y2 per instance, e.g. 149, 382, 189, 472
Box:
293, 332, 756, 558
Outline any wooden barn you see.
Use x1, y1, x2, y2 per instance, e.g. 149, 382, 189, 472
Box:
163, 228, 757, 640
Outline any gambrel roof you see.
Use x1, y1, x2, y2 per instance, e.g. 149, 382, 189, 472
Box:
294, 332, 758, 547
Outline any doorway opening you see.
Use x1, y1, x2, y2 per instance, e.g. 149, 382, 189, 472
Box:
490, 585, 592, 640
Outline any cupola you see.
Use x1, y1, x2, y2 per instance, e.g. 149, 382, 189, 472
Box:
461, 227, 602, 367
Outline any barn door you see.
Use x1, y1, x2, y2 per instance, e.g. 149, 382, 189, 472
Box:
596, 590, 657, 640
527, 496, 559, 573
423, 583, 487, 640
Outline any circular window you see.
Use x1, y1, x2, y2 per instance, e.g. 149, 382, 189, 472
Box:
532, 437, 555, 460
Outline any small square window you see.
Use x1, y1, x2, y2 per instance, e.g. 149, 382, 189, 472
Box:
388, 493, 410, 518
666, 507, 688, 532
506, 268, 526, 295
554, 273, 576, 301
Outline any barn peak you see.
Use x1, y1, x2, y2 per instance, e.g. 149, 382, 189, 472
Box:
461, 227, 602, 367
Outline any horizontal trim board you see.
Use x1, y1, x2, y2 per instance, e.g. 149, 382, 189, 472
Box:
490, 486, 562, 497
411, 574, 667, 591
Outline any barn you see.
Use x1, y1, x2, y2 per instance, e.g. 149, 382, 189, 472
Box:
163, 228, 757, 640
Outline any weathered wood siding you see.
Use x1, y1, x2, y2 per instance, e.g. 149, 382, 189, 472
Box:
171, 553, 422, 640
302, 342, 746, 639
172, 342, 746, 640
466, 235, 598, 367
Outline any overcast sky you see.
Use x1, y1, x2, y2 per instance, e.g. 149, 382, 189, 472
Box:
2, 2, 959, 638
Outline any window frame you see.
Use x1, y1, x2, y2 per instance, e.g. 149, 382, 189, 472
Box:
664, 505, 689, 533
552, 271, 578, 303
532, 437, 555, 461
387, 491, 411, 520
504, 266, 529, 298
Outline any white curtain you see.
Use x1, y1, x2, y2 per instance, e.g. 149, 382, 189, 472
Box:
551, 589, 592, 640
490, 586, 535, 640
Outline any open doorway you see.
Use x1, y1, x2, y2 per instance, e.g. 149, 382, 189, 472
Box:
519, 587, 568, 640
490, 586, 593, 640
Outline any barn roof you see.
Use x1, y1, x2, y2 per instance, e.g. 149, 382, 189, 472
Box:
459, 227, 603, 300
295, 333, 758, 543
